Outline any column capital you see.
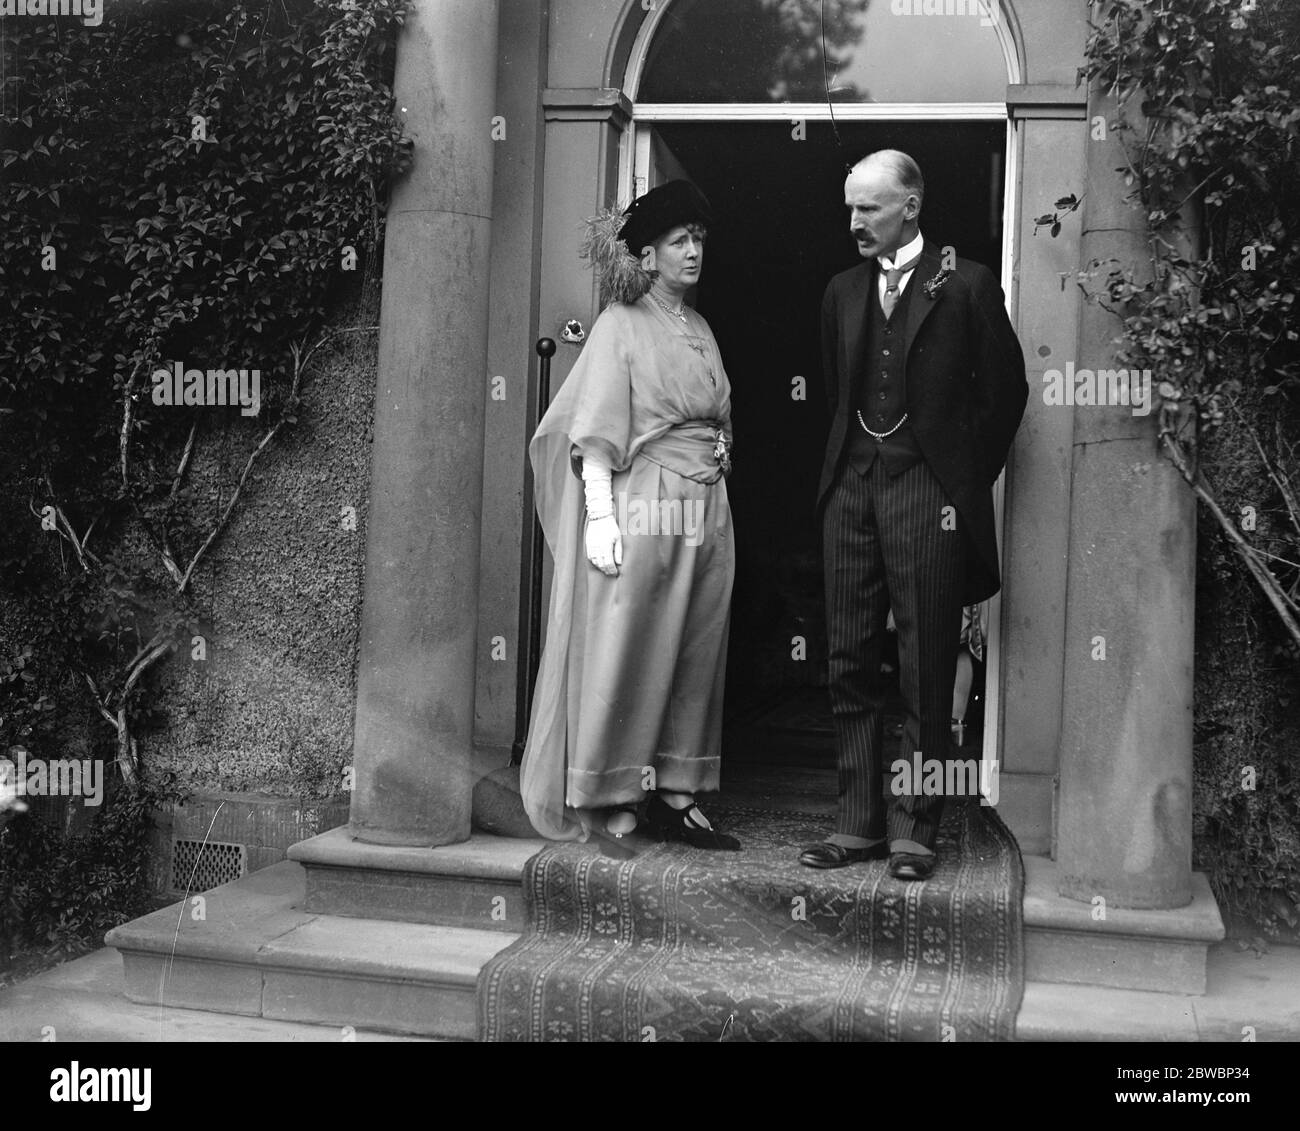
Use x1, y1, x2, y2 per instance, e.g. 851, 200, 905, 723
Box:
1006, 82, 1088, 120
543, 87, 633, 126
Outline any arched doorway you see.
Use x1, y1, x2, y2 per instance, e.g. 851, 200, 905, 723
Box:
616, 0, 1022, 799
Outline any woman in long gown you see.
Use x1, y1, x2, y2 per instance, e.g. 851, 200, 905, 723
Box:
520, 180, 739, 857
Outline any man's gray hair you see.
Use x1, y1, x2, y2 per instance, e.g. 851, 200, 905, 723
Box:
850, 149, 925, 209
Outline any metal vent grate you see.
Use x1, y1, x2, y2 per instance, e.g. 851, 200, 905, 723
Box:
170, 839, 246, 894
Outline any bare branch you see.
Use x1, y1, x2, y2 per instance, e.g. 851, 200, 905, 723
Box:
1161, 432, 1300, 647
1250, 546, 1300, 573
159, 547, 184, 589
119, 357, 147, 491
173, 325, 378, 592
122, 637, 174, 701
168, 421, 198, 504
31, 486, 99, 573
115, 706, 136, 786
1242, 411, 1300, 541
292, 325, 379, 393
178, 420, 281, 593
80, 671, 118, 730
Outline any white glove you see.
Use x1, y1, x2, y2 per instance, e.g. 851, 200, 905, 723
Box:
581, 453, 622, 576
585, 514, 623, 576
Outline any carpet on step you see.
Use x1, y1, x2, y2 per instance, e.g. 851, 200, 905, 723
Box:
477, 799, 1024, 1042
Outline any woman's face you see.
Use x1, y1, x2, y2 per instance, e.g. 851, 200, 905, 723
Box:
644, 223, 706, 291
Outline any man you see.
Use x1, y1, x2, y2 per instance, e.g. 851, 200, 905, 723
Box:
800, 150, 1027, 881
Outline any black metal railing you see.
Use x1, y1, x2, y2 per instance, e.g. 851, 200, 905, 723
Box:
511, 337, 555, 764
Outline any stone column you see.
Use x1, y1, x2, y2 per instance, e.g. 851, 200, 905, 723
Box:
348, 0, 501, 846
1055, 83, 1197, 908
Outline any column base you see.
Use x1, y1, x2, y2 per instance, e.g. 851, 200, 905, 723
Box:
1025, 854, 1224, 994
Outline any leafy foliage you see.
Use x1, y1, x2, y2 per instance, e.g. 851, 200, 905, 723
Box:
1078, 0, 1300, 936
0, 0, 410, 964
1, 783, 159, 977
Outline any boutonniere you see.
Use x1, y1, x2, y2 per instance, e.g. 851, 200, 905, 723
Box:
922, 269, 952, 300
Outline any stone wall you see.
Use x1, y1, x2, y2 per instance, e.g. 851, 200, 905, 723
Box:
146, 291, 378, 803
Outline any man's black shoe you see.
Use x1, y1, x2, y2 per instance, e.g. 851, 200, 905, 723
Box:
888, 851, 937, 881
798, 841, 888, 869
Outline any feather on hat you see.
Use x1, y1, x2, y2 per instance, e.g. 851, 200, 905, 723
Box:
579, 206, 653, 309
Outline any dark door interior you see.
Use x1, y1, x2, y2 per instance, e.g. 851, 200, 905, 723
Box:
649, 120, 1006, 784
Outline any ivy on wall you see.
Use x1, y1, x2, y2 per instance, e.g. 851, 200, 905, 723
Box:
1067, 0, 1300, 937
0, 0, 412, 973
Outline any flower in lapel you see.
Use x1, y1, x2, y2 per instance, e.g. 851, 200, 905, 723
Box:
922, 268, 953, 300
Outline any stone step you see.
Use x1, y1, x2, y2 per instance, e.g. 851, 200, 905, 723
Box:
0, 949, 430, 1043
102, 833, 1229, 1047
287, 826, 546, 933
1022, 855, 1225, 994
291, 827, 1226, 995
95, 854, 1287, 1040
103, 861, 514, 1040
9, 938, 1297, 1044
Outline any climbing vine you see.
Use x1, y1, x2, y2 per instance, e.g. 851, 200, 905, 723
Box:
1068, 0, 1300, 937
0, 0, 412, 969
1076, 0, 1300, 645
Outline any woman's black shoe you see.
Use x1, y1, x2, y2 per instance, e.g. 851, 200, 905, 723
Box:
646, 794, 740, 851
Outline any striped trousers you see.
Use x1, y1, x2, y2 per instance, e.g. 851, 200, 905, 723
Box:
822, 456, 966, 848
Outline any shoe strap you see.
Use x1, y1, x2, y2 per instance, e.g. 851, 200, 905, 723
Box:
682, 804, 720, 833
656, 794, 699, 823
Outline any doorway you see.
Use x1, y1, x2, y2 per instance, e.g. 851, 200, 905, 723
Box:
633, 120, 1007, 803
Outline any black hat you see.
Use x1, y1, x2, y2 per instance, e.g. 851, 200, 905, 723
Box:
619, 179, 714, 258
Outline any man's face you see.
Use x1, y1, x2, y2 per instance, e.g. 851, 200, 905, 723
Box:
844, 166, 918, 259
647, 223, 705, 290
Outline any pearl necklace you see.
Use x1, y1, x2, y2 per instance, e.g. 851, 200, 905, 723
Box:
650, 288, 688, 322
648, 288, 714, 386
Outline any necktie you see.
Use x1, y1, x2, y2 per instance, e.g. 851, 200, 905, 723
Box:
881, 252, 922, 320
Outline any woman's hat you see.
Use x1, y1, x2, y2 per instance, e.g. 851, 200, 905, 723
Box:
618, 179, 714, 257
579, 179, 714, 309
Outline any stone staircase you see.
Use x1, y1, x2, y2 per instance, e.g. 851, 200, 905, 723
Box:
104, 825, 1225, 1040
105, 831, 536, 1039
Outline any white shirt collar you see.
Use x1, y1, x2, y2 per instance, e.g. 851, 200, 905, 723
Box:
880, 230, 925, 271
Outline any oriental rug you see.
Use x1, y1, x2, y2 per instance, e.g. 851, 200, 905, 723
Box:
477, 799, 1024, 1041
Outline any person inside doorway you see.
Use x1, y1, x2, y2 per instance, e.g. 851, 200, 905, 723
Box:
804, 149, 1027, 881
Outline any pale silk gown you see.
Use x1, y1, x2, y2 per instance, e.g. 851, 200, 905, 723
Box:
521, 294, 735, 842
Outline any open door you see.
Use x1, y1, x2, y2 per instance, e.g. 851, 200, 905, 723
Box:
628, 121, 1007, 806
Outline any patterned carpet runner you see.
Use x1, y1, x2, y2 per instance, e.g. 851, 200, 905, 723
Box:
477, 799, 1024, 1041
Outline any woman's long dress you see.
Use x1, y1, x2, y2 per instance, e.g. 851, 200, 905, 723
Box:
521, 294, 734, 841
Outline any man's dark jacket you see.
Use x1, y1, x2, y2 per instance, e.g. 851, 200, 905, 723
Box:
817, 240, 1029, 605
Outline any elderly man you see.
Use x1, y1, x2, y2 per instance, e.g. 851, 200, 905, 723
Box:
801, 149, 1027, 880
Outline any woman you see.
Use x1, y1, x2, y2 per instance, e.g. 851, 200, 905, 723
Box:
520, 180, 738, 858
